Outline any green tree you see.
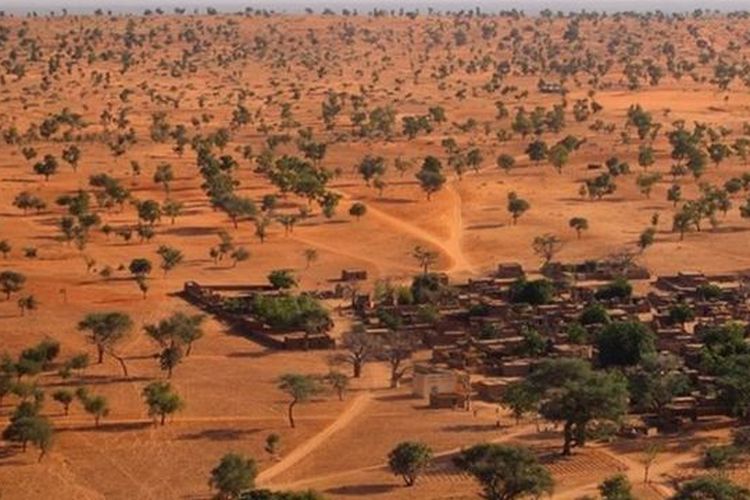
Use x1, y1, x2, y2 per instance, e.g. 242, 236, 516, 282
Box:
0, 271, 26, 300
671, 476, 750, 500
523, 358, 629, 455
507, 192, 530, 225
387, 441, 434, 487
157, 245, 183, 276
209, 453, 257, 500
77, 312, 133, 367
142, 381, 184, 425
348, 202, 367, 221
415, 156, 446, 200
568, 217, 589, 238
454, 444, 554, 500
597, 321, 656, 368
277, 374, 322, 428
599, 474, 634, 500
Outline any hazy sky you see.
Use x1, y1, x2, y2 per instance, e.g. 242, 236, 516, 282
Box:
1, 0, 746, 13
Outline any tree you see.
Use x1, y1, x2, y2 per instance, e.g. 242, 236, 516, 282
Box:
52, 389, 74, 415
303, 248, 318, 269
209, 453, 257, 500
412, 245, 439, 274
153, 163, 175, 193
268, 269, 297, 290
333, 327, 382, 378
142, 381, 184, 425
162, 198, 184, 225
568, 217, 588, 238
219, 196, 256, 229
278, 374, 322, 428
597, 321, 656, 368
496, 153, 515, 173
348, 202, 367, 221
599, 474, 634, 500
77, 312, 133, 369
325, 371, 349, 401
0, 240, 11, 258
525, 139, 548, 165
78, 391, 109, 427
0, 271, 26, 300
671, 476, 750, 500
507, 192, 530, 225
500, 382, 538, 424
381, 331, 416, 388
129, 258, 152, 279
548, 143, 570, 173
357, 155, 386, 185
667, 184, 682, 206
520, 358, 629, 455
636, 173, 661, 198
387, 441, 433, 487
144, 311, 205, 374
532, 234, 563, 266
157, 245, 183, 276
638, 145, 655, 170
33, 154, 58, 180
62, 144, 81, 171
2, 403, 53, 461
136, 199, 161, 226
454, 444, 554, 500
639, 227, 656, 252
415, 156, 446, 200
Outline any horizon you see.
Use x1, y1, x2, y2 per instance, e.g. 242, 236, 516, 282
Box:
2, 0, 750, 15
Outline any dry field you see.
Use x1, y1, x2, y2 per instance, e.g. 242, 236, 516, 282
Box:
1, 8, 750, 499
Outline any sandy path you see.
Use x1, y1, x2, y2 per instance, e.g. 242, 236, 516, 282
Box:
270, 422, 538, 491
336, 181, 475, 276
257, 392, 373, 486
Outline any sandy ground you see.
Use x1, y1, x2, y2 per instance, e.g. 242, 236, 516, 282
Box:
0, 11, 749, 499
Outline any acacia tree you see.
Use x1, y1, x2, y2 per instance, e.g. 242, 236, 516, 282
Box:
507, 192, 530, 225
278, 373, 322, 428
209, 453, 257, 500
532, 234, 564, 266
144, 312, 205, 377
568, 217, 589, 238
142, 381, 184, 425
415, 156, 446, 200
77, 312, 133, 375
157, 245, 184, 276
332, 327, 382, 378
508, 358, 629, 455
388, 441, 434, 487
0, 271, 26, 300
454, 444, 554, 500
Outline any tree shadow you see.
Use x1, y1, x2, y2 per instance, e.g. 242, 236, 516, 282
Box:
324, 484, 396, 496
442, 423, 509, 433
65, 421, 154, 433
179, 428, 261, 441
466, 223, 505, 231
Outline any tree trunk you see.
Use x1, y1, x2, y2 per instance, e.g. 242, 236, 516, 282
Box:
112, 353, 129, 378
97, 345, 104, 364
353, 361, 362, 378
161, 413, 166, 426
288, 400, 297, 428
562, 421, 573, 456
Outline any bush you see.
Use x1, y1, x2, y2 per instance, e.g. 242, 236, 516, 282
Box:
595, 277, 632, 301
509, 278, 554, 305
704, 445, 740, 469
580, 303, 611, 325
252, 294, 330, 331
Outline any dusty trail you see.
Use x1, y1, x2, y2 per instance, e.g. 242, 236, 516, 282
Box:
257, 392, 372, 486
269, 422, 538, 491
334, 181, 476, 277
